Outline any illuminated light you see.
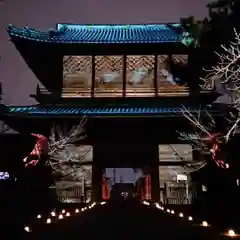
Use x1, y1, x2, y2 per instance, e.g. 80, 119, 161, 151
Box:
167, 209, 170, 213
179, 213, 184, 218
226, 163, 229, 169
100, 202, 106, 205
155, 203, 161, 209
142, 201, 150, 206
61, 209, 66, 213
201, 221, 208, 227
171, 210, 175, 214
91, 202, 96, 207
66, 212, 70, 217
51, 211, 56, 217
37, 214, 41, 219
24, 226, 31, 232
81, 208, 85, 212
227, 229, 236, 237
75, 209, 79, 213
188, 216, 193, 221
58, 214, 63, 219
46, 218, 51, 224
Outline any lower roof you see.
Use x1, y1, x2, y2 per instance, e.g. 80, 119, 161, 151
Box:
5, 105, 221, 118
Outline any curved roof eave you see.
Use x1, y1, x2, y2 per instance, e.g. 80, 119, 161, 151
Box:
6, 23, 186, 45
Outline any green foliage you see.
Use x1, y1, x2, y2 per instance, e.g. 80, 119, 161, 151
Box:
180, 16, 203, 47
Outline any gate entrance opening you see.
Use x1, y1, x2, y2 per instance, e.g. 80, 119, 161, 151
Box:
93, 142, 160, 202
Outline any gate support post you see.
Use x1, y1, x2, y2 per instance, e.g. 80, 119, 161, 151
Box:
91, 162, 104, 202
150, 159, 160, 202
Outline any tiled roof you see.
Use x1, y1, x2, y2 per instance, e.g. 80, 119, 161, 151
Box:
7, 23, 185, 44
6, 106, 220, 117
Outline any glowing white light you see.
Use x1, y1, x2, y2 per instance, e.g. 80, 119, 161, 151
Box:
37, 214, 41, 219
188, 216, 193, 221
179, 213, 184, 217
226, 163, 229, 169
100, 202, 106, 205
171, 210, 175, 214
24, 226, 30, 232
66, 212, 70, 217
202, 221, 208, 227
227, 229, 236, 237
58, 214, 63, 219
61, 209, 66, 213
75, 209, 79, 213
51, 211, 56, 217
91, 202, 96, 207
46, 218, 51, 224
167, 209, 170, 213
81, 208, 85, 212
142, 201, 150, 206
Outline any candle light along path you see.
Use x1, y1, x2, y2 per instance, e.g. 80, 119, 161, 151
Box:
142, 201, 237, 238
24, 200, 237, 238
24, 202, 101, 233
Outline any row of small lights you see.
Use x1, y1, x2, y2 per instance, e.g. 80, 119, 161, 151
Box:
142, 201, 237, 238
24, 201, 107, 233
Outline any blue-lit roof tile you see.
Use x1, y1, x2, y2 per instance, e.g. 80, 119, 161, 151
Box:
5, 106, 214, 117
7, 23, 185, 44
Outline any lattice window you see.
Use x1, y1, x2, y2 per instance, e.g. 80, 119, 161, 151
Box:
63, 56, 92, 91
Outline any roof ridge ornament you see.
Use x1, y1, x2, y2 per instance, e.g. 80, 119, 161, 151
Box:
7, 24, 13, 30
48, 24, 67, 38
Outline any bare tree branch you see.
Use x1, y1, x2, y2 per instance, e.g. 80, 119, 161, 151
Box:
201, 28, 240, 91
168, 144, 207, 173
179, 106, 229, 169
47, 118, 92, 180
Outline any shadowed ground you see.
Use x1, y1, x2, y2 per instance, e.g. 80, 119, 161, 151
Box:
23, 200, 231, 240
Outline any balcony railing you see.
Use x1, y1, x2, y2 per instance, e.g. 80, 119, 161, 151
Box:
38, 86, 189, 98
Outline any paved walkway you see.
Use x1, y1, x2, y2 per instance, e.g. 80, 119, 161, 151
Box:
27, 201, 232, 240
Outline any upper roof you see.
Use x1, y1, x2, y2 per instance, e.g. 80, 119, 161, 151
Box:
7, 23, 187, 44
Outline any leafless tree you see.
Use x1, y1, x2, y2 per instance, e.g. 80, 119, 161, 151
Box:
178, 106, 229, 169
47, 118, 93, 180
201, 29, 240, 116
179, 30, 240, 169
168, 144, 207, 173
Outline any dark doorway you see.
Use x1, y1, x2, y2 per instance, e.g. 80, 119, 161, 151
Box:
95, 142, 158, 168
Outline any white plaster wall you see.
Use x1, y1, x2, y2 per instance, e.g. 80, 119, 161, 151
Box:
159, 144, 192, 161
0, 0, 210, 105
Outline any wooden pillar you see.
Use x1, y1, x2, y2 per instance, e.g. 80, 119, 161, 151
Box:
91, 146, 104, 202
149, 144, 160, 202
143, 144, 160, 202
154, 54, 158, 97
150, 159, 160, 202
123, 55, 127, 98
91, 55, 95, 97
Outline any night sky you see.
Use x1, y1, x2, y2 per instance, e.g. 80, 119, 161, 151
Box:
106, 168, 143, 185
0, 0, 210, 105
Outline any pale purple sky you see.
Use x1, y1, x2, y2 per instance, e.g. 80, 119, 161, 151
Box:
106, 168, 143, 185
0, 0, 211, 105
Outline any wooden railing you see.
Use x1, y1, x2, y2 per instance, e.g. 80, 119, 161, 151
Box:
163, 182, 197, 205
53, 181, 92, 203
38, 86, 189, 98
